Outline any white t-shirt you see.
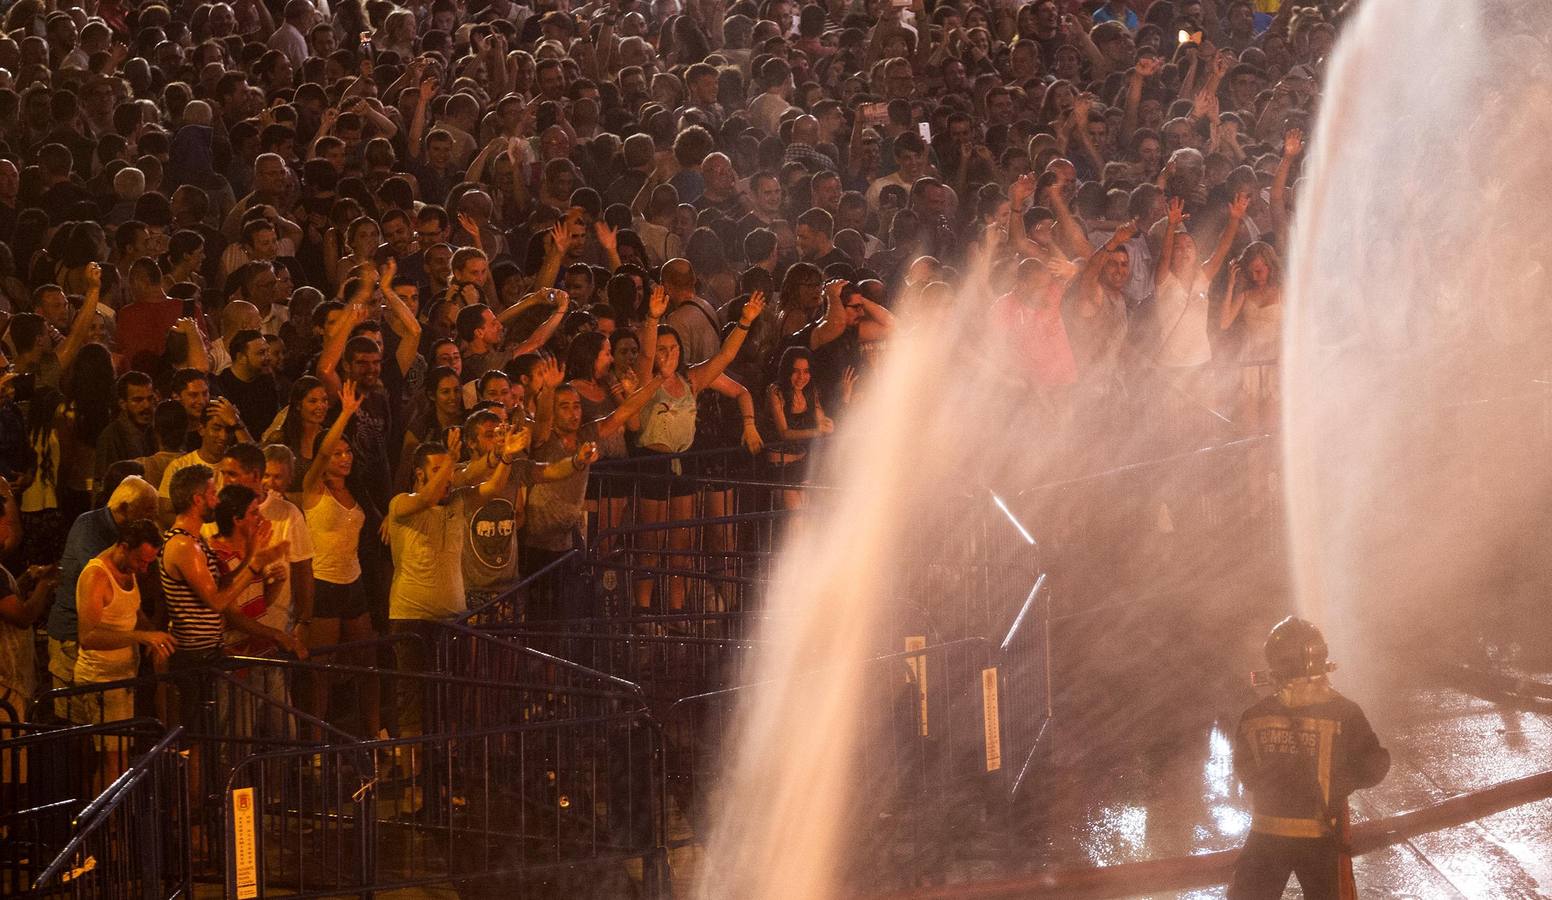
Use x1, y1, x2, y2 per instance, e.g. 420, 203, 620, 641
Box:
199, 490, 315, 629
1154, 272, 1213, 368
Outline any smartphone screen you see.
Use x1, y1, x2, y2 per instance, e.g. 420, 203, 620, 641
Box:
917, 122, 932, 142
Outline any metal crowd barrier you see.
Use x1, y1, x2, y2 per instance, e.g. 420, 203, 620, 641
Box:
663, 637, 1012, 890
222, 708, 668, 899
22, 634, 648, 885
28, 726, 191, 899
1, 718, 183, 897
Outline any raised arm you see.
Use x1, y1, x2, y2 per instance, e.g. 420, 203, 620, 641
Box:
303, 380, 362, 498
465, 136, 506, 184
376, 258, 421, 374
809, 281, 848, 351
407, 75, 438, 160
636, 285, 668, 386
1156, 197, 1184, 289
392, 426, 461, 518
57, 262, 103, 371
594, 220, 623, 270
1201, 191, 1248, 283
529, 218, 570, 294
1044, 180, 1096, 259
509, 289, 570, 355
1079, 219, 1137, 316
1269, 128, 1303, 249
855, 294, 896, 343
1120, 58, 1159, 145
594, 373, 664, 439
690, 292, 763, 391
316, 280, 374, 395
530, 356, 564, 445
506, 136, 532, 212
1219, 260, 1244, 331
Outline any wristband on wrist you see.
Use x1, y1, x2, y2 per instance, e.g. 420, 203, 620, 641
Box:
735, 321, 750, 330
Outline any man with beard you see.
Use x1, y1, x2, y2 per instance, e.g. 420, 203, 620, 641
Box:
94, 371, 158, 479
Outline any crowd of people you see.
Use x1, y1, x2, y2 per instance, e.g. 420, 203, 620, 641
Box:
0, 0, 1327, 736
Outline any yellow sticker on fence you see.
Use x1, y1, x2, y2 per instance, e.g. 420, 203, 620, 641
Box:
905, 636, 928, 736
982, 667, 1002, 773
231, 786, 258, 900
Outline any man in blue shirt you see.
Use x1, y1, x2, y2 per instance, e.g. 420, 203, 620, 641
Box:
44, 476, 159, 720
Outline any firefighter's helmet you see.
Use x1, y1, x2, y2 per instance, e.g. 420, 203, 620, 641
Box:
1264, 616, 1330, 682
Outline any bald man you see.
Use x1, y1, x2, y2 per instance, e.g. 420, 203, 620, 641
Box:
783, 114, 839, 174
662, 258, 724, 365
210, 298, 262, 372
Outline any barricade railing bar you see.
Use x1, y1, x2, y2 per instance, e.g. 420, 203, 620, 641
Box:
29, 725, 192, 899
223, 708, 669, 899
1, 718, 177, 897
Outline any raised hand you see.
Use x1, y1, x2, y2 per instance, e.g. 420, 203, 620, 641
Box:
339, 378, 364, 416
1010, 172, 1036, 205
548, 219, 570, 255
85, 261, 101, 290
1112, 217, 1140, 245
1135, 55, 1161, 78
418, 76, 438, 104
1227, 259, 1241, 286
841, 366, 859, 404
1167, 197, 1187, 227
647, 284, 669, 318
594, 220, 618, 252
1046, 257, 1079, 281
1283, 128, 1305, 157
445, 424, 463, 459
1229, 190, 1250, 220
1212, 50, 1234, 79
457, 211, 480, 239
1072, 93, 1094, 122
379, 256, 397, 287
542, 355, 565, 389
740, 290, 766, 325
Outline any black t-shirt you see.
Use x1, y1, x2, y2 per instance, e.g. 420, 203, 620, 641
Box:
216, 368, 282, 438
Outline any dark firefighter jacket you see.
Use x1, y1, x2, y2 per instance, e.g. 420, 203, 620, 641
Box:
1232, 678, 1391, 839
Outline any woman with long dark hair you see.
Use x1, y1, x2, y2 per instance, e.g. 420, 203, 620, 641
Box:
299, 382, 379, 737
566, 331, 636, 537
264, 376, 331, 489
765, 346, 833, 509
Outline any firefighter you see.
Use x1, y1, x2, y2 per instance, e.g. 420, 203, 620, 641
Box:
1229, 616, 1391, 899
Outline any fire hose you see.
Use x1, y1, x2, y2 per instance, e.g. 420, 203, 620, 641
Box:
887, 766, 1552, 899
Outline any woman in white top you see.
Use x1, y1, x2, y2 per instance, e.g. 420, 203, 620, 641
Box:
1219, 241, 1284, 431
1154, 195, 1245, 369
300, 381, 379, 738
75, 519, 173, 773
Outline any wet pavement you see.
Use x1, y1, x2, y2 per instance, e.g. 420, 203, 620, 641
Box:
1021, 666, 1552, 899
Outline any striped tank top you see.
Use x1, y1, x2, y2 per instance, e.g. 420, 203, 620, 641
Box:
160, 527, 225, 652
